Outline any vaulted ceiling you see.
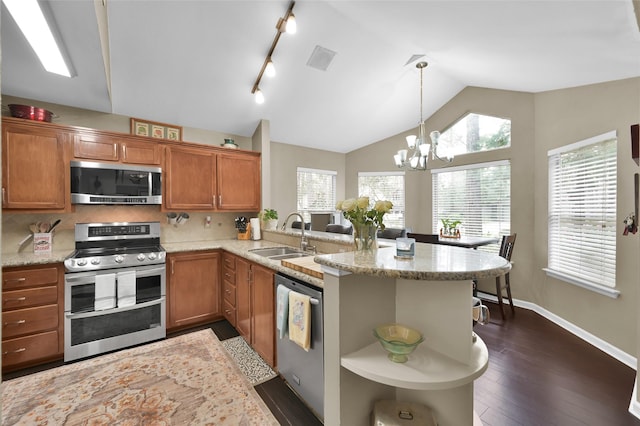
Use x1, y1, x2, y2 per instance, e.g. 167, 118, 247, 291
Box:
2, 1, 639, 153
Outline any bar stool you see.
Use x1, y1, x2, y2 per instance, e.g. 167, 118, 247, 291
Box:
478, 234, 516, 320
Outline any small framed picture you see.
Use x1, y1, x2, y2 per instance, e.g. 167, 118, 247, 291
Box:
166, 127, 180, 141
130, 118, 182, 141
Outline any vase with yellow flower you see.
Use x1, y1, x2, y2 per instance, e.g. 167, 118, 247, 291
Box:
335, 196, 393, 253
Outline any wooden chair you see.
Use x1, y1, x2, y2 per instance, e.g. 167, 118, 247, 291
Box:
406, 232, 440, 243
325, 224, 353, 234
377, 228, 406, 239
478, 234, 516, 320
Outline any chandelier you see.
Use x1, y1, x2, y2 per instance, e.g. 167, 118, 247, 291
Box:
394, 61, 453, 171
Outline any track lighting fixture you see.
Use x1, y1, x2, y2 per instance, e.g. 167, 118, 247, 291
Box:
251, 1, 296, 104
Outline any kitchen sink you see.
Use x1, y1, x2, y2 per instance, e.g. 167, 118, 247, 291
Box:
268, 252, 312, 260
249, 246, 305, 258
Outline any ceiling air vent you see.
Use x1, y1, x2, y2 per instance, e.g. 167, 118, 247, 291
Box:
306, 45, 337, 71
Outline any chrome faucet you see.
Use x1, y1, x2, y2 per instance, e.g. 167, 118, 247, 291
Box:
281, 212, 316, 253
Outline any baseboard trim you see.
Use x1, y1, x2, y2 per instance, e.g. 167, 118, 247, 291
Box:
630, 378, 640, 419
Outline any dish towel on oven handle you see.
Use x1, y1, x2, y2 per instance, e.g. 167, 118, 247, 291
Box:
94, 273, 116, 311
288, 290, 311, 351
276, 284, 291, 339
117, 270, 137, 307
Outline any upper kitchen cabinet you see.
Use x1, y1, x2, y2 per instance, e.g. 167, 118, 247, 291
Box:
164, 144, 261, 212
2, 118, 69, 211
73, 130, 162, 165
164, 144, 217, 210
217, 152, 261, 211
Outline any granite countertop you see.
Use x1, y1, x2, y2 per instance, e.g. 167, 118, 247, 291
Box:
2, 239, 324, 289
314, 243, 511, 281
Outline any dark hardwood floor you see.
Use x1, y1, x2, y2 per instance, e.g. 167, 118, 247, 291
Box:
4, 308, 638, 426
474, 302, 640, 426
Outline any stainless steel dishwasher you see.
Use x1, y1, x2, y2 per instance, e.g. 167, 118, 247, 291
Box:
275, 273, 324, 419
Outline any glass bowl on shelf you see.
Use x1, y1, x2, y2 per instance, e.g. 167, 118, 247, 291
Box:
373, 323, 424, 363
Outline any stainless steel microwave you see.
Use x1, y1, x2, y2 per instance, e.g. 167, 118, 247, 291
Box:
70, 160, 162, 205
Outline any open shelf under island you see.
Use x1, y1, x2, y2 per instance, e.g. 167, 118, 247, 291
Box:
314, 244, 511, 426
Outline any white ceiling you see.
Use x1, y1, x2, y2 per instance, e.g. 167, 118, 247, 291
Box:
2, 1, 640, 153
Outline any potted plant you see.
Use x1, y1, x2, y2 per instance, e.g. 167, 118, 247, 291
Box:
260, 209, 278, 230
440, 218, 461, 238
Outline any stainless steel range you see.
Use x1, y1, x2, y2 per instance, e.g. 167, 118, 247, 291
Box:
63, 222, 166, 362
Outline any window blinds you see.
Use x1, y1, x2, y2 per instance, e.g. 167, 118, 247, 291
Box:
432, 160, 511, 251
297, 167, 337, 221
358, 171, 405, 228
547, 132, 617, 288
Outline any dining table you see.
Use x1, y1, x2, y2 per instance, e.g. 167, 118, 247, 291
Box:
433, 235, 500, 249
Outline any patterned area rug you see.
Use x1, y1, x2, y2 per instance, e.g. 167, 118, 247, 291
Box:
1, 329, 278, 425
221, 336, 277, 386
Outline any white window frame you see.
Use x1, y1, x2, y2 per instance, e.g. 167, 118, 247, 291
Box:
358, 171, 405, 228
544, 130, 618, 298
431, 160, 511, 253
296, 167, 337, 222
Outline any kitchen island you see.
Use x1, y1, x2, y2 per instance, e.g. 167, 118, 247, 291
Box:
314, 244, 511, 426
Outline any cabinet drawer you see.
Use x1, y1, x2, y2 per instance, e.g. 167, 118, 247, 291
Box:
223, 280, 236, 306
2, 305, 58, 338
3, 267, 59, 290
223, 299, 236, 326
3, 286, 58, 310
2, 330, 59, 368
223, 253, 236, 271
223, 267, 235, 285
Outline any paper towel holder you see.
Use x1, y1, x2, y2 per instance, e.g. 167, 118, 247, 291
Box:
250, 217, 261, 240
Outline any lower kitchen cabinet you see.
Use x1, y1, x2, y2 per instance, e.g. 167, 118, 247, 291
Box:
234, 254, 276, 368
222, 252, 237, 326
1, 263, 64, 372
167, 250, 222, 330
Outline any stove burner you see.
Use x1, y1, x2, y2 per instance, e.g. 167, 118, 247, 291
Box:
64, 222, 165, 272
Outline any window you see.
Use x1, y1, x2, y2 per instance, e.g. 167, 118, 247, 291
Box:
358, 172, 405, 228
437, 112, 511, 158
545, 131, 617, 297
296, 167, 337, 221
432, 161, 511, 252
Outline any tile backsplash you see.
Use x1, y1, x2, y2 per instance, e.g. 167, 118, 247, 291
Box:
3, 205, 259, 254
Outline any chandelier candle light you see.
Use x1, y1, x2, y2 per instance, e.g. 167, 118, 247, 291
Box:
394, 61, 453, 171
336, 197, 393, 252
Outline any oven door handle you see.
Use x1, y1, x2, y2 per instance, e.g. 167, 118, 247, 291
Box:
65, 297, 165, 319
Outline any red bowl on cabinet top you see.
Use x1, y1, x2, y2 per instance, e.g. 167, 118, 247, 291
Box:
8, 104, 54, 122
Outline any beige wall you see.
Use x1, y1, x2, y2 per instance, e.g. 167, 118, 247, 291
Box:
269, 141, 346, 226
533, 78, 640, 355
2, 95, 252, 149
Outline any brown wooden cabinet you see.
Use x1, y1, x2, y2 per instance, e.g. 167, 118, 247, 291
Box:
217, 152, 261, 211
164, 145, 261, 212
222, 252, 237, 326
2, 118, 69, 211
73, 131, 162, 165
164, 145, 217, 210
233, 254, 275, 367
167, 250, 222, 330
2, 263, 64, 372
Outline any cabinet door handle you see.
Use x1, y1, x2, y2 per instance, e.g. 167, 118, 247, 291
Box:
4, 319, 26, 327
171, 259, 175, 275
3, 347, 26, 355
3, 297, 27, 303
4, 278, 26, 285
213, 195, 216, 208
1, 187, 5, 206
122, 145, 126, 159
218, 195, 222, 206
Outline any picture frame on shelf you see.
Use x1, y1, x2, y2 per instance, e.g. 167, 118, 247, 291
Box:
130, 117, 182, 141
